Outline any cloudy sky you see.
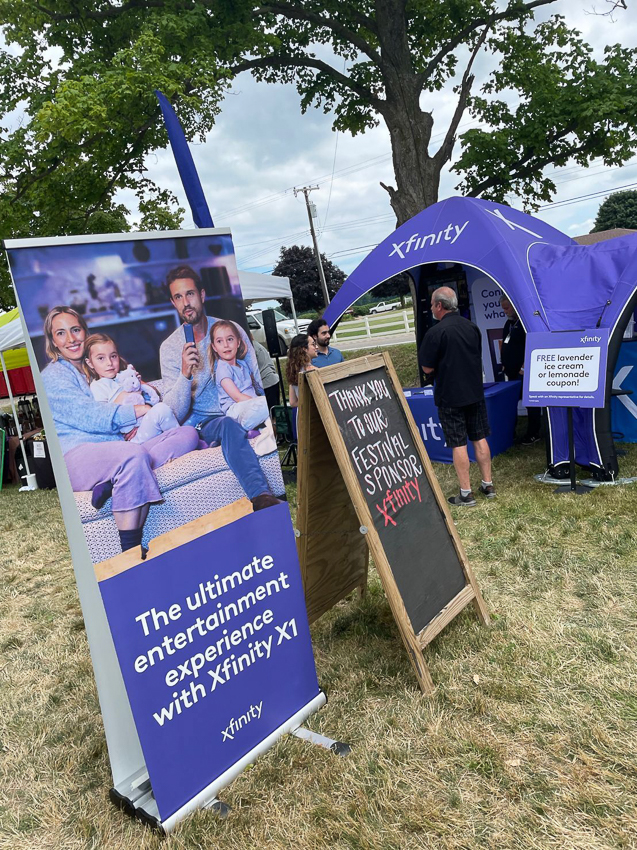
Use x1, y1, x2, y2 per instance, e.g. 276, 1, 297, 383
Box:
77, 4, 637, 277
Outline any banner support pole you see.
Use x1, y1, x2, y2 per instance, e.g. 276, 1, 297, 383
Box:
554, 407, 593, 495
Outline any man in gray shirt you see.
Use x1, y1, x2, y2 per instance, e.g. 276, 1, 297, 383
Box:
159, 265, 281, 511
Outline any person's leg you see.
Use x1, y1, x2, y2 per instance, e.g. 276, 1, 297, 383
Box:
466, 400, 495, 497
473, 438, 492, 483
226, 397, 269, 431
143, 425, 200, 469
438, 406, 475, 505
201, 415, 280, 506
64, 442, 161, 553
452, 445, 471, 490
113, 503, 149, 530
132, 403, 180, 443
524, 406, 542, 440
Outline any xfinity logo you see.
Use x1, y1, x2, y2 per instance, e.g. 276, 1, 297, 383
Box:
222, 701, 263, 742
484, 207, 543, 238
389, 221, 469, 259
580, 334, 601, 344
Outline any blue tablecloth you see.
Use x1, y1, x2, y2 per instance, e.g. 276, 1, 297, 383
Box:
403, 381, 520, 463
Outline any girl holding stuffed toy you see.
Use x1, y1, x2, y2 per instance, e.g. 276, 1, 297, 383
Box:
84, 332, 180, 443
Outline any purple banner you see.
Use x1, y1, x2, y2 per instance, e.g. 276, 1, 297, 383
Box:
100, 503, 320, 821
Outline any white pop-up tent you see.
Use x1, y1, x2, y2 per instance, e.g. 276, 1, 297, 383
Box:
0, 309, 37, 489
238, 271, 299, 331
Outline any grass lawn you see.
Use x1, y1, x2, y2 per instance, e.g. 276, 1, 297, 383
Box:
2, 390, 637, 846
344, 342, 420, 386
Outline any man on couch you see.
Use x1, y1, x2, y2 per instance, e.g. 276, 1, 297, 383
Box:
160, 264, 281, 512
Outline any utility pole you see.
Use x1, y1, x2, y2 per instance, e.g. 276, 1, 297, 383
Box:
294, 185, 331, 308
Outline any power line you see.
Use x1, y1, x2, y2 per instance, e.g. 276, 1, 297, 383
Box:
538, 180, 637, 211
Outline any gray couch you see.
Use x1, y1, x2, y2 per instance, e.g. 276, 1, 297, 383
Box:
74, 438, 284, 565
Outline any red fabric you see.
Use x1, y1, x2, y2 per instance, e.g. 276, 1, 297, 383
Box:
0, 365, 35, 398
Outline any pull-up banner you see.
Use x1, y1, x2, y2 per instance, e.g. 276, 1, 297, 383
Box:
99, 503, 320, 823
523, 329, 609, 408
5, 229, 323, 831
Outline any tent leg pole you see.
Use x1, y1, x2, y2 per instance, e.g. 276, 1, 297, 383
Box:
290, 297, 299, 334
0, 350, 36, 490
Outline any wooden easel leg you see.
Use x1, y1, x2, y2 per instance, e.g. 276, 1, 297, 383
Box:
468, 579, 490, 625
472, 593, 490, 626
399, 627, 435, 695
357, 551, 369, 600
410, 651, 435, 696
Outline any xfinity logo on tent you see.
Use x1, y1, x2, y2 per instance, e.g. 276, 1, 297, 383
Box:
389, 221, 469, 258
484, 207, 543, 239
581, 334, 602, 343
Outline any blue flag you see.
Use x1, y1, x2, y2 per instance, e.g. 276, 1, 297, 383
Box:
154, 90, 214, 228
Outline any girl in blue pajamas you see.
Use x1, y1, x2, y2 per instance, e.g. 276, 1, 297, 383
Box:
208, 320, 269, 433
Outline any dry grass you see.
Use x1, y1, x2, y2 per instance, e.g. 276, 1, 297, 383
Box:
1, 434, 637, 849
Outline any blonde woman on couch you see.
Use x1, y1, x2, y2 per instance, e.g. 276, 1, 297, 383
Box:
41, 306, 199, 559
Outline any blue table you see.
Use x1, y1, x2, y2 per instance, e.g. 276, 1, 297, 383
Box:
403, 382, 520, 463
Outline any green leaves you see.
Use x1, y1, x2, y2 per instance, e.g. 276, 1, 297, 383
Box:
0, 0, 635, 239
592, 190, 637, 232
454, 16, 637, 207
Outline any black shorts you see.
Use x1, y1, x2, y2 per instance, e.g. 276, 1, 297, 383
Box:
438, 400, 491, 449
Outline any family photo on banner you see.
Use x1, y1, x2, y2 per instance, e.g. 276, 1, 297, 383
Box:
7, 231, 284, 575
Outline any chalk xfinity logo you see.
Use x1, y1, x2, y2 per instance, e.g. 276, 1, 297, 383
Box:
389, 221, 469, 258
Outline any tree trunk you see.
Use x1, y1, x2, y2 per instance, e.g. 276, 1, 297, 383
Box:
375, 0, 442, 226
381, 103, 442, 226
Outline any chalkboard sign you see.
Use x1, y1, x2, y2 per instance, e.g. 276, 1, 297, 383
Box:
297, 352, 488, 695
325, 365, 467, 633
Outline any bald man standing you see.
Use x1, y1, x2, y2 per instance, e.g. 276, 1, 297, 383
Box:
420, 286, 495, 507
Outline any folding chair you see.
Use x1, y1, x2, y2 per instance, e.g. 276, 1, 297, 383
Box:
271, 405, 297, 467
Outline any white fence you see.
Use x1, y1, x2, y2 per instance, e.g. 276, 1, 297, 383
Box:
332, 309, 415, 342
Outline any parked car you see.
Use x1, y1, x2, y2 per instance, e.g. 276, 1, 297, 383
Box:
246, 308, 311, 354
368, 301, 399, 314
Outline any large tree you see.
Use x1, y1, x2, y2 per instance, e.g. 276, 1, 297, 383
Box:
592, 190, 637, 232
273, 245, 346, 313
1, 1, 636, 310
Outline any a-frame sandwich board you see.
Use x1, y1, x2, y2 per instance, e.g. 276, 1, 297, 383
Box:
296, 351, 489, 694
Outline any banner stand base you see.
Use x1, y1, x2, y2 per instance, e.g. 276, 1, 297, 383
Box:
203, 798, 231, 819
553, 483, 593, 495
291, 726, 351, 756
109, 691, 329, 833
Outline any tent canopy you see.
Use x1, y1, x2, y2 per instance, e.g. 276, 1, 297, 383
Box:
324, 196, 637, 340
322, 196, 637, 479
323, 196, 577, 332
238, 270, 292, 302
0, 308, 29, 370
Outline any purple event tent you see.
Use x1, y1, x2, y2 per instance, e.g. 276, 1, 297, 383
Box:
323, 197, 637, 480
